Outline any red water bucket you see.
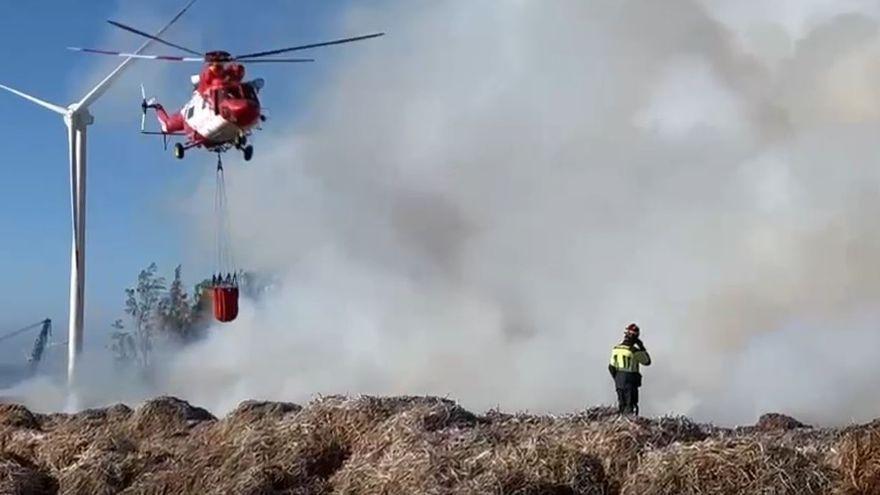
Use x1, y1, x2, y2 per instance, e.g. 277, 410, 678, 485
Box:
212, 286, 239, 322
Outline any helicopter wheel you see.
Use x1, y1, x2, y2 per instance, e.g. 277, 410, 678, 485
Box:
242, 145, 254, 161
173, 143, 185, 160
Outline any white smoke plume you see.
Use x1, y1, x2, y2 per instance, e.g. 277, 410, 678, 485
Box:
15, 0, 880, 425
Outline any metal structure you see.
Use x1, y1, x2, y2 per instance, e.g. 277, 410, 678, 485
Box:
27, 319, 53, 372
0, 1, 197, 386
0, 319, 53, 373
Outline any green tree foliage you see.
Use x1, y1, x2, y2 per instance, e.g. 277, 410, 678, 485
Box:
109, 319, 137, 365
191, 277, 214, 323
158, 265, 195, 342
123, 263, 166, 368
113, 264, 216, 368
112, 265, 271, 368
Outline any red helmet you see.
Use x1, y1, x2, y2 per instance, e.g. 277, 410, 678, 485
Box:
625, 323, 640, 337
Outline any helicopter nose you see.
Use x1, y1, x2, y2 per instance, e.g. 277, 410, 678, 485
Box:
221, 99, 261, 127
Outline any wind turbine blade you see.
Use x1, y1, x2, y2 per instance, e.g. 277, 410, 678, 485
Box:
0, 83, 67, 115
76, 0, 198, 109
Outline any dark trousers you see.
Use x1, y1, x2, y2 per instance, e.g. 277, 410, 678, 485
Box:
616, 386, 639, 415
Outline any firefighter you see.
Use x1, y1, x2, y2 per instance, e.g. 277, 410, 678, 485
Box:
608, 323, 651, 415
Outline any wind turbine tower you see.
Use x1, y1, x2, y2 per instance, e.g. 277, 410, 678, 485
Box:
0, 1, 196, 385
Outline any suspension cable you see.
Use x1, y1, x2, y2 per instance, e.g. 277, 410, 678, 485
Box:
214, 153, 235, 281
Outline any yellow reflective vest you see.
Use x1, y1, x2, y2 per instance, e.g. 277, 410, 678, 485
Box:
609, 344, 651, 374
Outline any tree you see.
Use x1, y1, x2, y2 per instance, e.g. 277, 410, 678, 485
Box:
124, 263, 166, 368
109, 319, 137, 365
190, 277, 215, 329
114, 264, 212, 368
158, 265, 195, 342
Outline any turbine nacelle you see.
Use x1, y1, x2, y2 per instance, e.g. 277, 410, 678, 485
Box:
64, 107, 94, 126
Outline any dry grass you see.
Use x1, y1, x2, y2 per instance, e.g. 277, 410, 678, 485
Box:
0, 452, 57, 494
621, 439, 834, 495
0, 396, 875, 494
832, 422, 880, 495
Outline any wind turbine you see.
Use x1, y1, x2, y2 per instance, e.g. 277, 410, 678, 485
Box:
0, 0, 197, 385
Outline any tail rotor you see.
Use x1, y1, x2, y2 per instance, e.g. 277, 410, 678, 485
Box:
139, 84, 160, 132
140, 84, 147, 132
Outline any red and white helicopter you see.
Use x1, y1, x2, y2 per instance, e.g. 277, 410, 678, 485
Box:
70, 20, 383, 160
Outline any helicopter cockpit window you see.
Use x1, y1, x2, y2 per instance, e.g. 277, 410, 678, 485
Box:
242, 84, 257, 100
224, 87, 243, 100
186, 106, 194, 119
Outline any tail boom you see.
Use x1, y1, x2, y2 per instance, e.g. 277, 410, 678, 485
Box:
147, 102, 185, 133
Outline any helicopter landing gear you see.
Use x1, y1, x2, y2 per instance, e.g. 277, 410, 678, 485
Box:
173, 142, 185, 159
242, 144, 254, 161
234, 134, 248, 149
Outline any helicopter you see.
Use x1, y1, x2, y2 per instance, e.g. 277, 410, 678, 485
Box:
69, 19, 383, 160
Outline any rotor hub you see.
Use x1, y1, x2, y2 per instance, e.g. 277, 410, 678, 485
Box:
204, 51, 233, 63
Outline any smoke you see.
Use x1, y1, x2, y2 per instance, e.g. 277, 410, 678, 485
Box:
14, 0, 880, 425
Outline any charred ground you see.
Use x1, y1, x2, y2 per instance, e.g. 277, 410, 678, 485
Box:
0, 395, 877, 494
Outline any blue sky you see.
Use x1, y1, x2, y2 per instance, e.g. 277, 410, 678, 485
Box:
0, 0, 377, 355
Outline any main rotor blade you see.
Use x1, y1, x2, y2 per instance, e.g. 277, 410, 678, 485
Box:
69, 48, 314, 64
107, 19, 202, 56
233, 58, 315, 63
68, 47, 203, 61
77, 0, 198, 109
235, 32, 384, 59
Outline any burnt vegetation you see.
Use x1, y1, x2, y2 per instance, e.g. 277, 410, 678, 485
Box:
0, 397, 877, 494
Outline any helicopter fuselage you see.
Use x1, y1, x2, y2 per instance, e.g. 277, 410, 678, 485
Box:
146, 62, 264, 159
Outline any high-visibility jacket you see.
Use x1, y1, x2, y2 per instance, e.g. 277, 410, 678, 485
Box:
609, 344, 651, 388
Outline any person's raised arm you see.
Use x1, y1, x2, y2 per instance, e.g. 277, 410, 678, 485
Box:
634, 339, 651, 365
